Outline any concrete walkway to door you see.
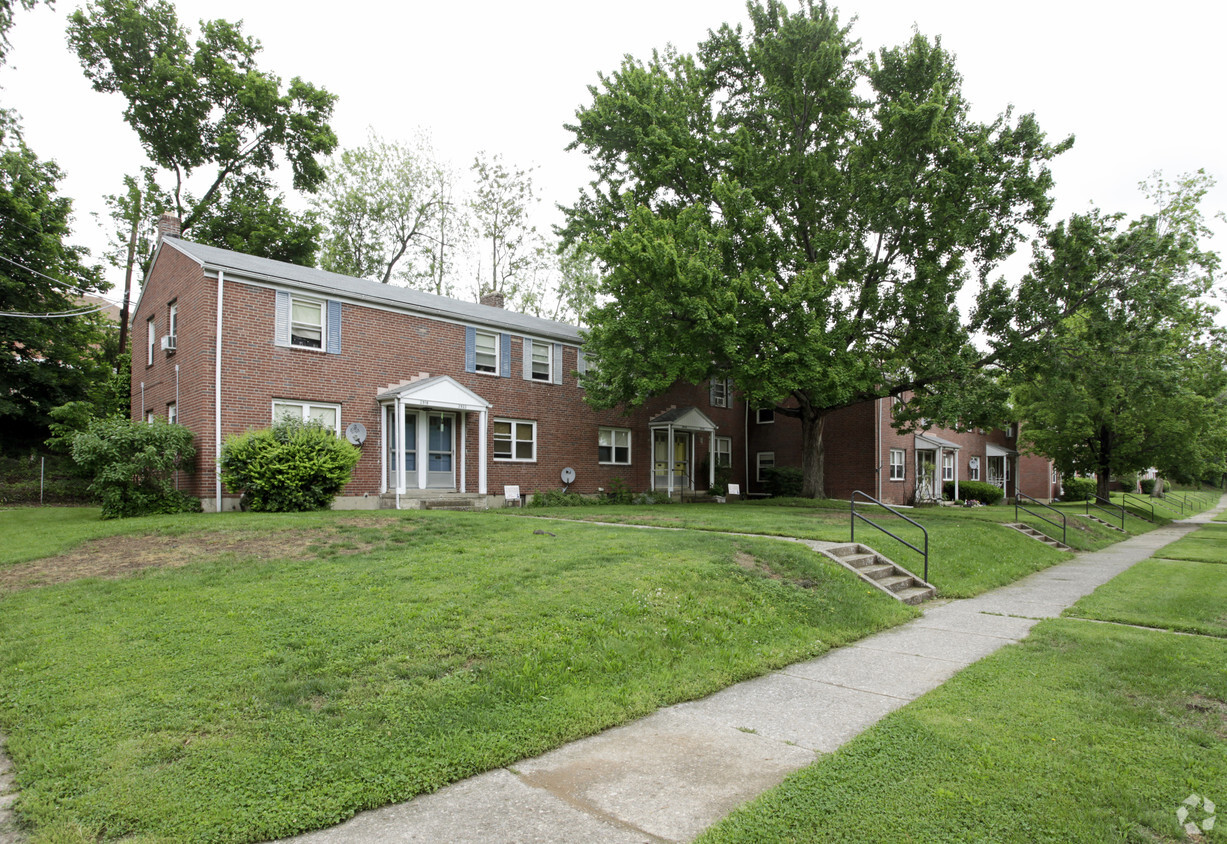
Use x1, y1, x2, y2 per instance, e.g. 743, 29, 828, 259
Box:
278, 498, 1227, 844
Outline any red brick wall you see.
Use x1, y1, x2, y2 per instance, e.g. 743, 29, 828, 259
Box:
135, 249, 751, 502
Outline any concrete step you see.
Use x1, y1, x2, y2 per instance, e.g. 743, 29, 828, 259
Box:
879, 574, 916, 593
1003, 523, 1073, 552
896, 585, 938, 605
860, 563, 896, 581
841, 553, 877, 569
1079, 514, 1127, 533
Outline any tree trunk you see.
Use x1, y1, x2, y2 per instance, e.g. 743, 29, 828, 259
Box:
1095, 425, 1112, 501
117, 199, 140, 354
800, 409, 826, 499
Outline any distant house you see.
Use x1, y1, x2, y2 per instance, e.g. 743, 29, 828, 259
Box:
131, 218, 1054, 511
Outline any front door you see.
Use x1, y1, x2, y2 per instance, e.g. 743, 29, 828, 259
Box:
653, 430, 691, 491
426, 413, 455, 489
916, 451, 937, 502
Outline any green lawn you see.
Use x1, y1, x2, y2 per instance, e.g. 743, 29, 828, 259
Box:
507, 499, 1143, 598
699, 620, 1227, 843
1153, 523, 1227, 564
0, 508, 913, 843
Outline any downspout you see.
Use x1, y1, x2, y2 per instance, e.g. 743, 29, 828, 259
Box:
876, 398, 882, 500
215, 270, 224, 512
744, 401, 750, 494
174, 364, 180, 489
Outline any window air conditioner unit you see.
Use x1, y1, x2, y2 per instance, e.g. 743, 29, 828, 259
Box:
161, 335, 177, 352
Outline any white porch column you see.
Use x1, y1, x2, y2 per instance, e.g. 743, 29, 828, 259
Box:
380, 406, 387, 494
478, 409, 488, 495
667, 424, 674, 497
708, 432, 715, 488
417, 409, 429, 490
954, 449, 960, 501
459, 412, 467, 494
395, 398, 406, 494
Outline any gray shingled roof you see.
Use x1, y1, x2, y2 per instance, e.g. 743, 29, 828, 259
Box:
164, 238, 583, 344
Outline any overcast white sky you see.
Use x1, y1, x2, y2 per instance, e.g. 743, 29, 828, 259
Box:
2, 0, 1224, 305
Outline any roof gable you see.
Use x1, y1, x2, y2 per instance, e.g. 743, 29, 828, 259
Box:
377, 375, 491, 411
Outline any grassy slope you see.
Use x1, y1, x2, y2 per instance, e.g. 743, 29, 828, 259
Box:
0, 509, 913, 843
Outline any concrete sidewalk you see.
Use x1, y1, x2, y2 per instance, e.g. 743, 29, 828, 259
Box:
281, 502, 1225, 844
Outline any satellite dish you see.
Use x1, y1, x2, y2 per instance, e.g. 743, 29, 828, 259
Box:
561, 467, 576, 484
345, 422, 367, 445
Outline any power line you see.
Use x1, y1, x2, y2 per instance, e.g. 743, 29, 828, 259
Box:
0, 303, 111, 319
0, 252, 104, 296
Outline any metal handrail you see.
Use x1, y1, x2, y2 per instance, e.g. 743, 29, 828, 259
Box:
1120, 492, 1155, 522
1164, 491, 1189, 513
1147, 494, 1183, 517
1015, 492, 1066, 546
1086, 494, 1126, 529
851, 490, 930, 583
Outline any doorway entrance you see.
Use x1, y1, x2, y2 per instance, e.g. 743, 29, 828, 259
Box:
653, 430, 692, 491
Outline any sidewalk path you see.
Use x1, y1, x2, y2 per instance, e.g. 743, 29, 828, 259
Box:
281, 500, 1226, 844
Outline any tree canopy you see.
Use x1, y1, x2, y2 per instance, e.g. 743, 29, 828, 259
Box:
68, 0, 337, 245
1011, 173, 1227, 496
562, 0, 1071, 496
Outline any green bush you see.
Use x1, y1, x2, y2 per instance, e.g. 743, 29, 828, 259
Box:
763, 466, 803, 497
605, 476, 634, 505
219, 418, 360, 512
71, 418, 200, 519
943, 480, 1004, 505
1061, 477, 1096, 502
527, 489, 596, 507
1139, 478, 1157, 495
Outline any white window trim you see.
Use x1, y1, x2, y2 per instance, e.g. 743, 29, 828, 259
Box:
889, 448, 905, 481
714, 435, 733, 468
289, 294, 327, 351
710, 378, 731, 408
528, 339, 551, 382
167, 402, 177, 425
146, 318, 155, 366
272, 400, 341, 435
969, 457, 981, 482
168, 301, 178, 339
598, 427, 632, 465
942, 452, 955, 482
475, 330, 499, 375
493, 418, 536, 462
756, 451, 775, 482
756, 408, 775, 424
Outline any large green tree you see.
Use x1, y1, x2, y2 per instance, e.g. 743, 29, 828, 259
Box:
68, 0, 336, 252
0, 133, 112, 451
562, 0, 1070, 496
1011, 173, 1226, 498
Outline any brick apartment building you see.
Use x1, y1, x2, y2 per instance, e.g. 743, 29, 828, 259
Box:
131, 222, 1054, 511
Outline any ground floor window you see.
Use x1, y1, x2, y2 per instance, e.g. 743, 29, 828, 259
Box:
942, 451, 955, 481
756, 451, 774, 482
167, 402, 177, 425
889, 448, 905, 481
714, 436, 732, 468
273, 400, 340, 434
494, 419, 536, 461
598, 427, 631, 464
969, 456, 981, 481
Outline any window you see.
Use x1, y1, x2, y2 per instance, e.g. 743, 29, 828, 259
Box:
475, 330, 498, 374
598, 427, 631, 464
146, 410, 155, 424
168, 301, 178, 339
710, 378, 731, 408
756, 407, 775, 424
272, 400, 340, 435
714, 436, 732, 468
942, 452, 955, 481
529, 339, 551, 381
756, 451, 775, 482
494, 419, 536, 461
167, 403, 177, 425
146, 318, 155, 366
889, 449, 905, 481
290, 297, 324, 349
969, 457, 981, 481
1005, 424, 1017, 438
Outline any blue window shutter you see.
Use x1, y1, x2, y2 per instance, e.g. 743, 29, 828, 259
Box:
275, 290, 290, 345
464, 326, 476, 373
522, 337, 532, 380
553, 344, 563, 384
326, 300, 342, 354
576, 350, 587, 390
500, 333, 511, 378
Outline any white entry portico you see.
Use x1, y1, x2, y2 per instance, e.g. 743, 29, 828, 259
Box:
378, 376, 491, 495
649, 406, 718, 495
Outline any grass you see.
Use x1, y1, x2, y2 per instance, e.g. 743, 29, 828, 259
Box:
506, 499, 1144, 598
698, 619, 1227, 843
1151, 523, 1227, 564
0, 508, 913, 843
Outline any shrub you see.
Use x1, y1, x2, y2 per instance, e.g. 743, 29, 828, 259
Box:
605, 476, 634, 505
528, 489, 595, 507
1139, 478, 1157, 495
1061, 477, 1096, 502
71, 418, 200, 519
763, 466, 803, 497
633, 491, 674, 505
944, 480, 1004, 505
219, 418, 360, 512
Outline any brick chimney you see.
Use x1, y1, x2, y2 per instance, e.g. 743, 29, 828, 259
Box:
480, 290, 505, 309
158, 213, 182, 241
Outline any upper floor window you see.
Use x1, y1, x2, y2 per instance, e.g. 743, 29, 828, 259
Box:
529, 339, 551, 381
475, 330, 498, 373
146, 318, 155, 366
756, 408, 775, 424
275, 291, 341, 354
291, 298, 324, 349
168, 301, 178, 339
710, 378, 732, 408
598, 427, 631, 465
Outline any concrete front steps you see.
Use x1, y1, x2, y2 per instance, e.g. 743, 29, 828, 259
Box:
1003, 522, 1073, 552
1078, 513, 1127, 533
379, 492, 490, 511
820, 543, 937, 605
